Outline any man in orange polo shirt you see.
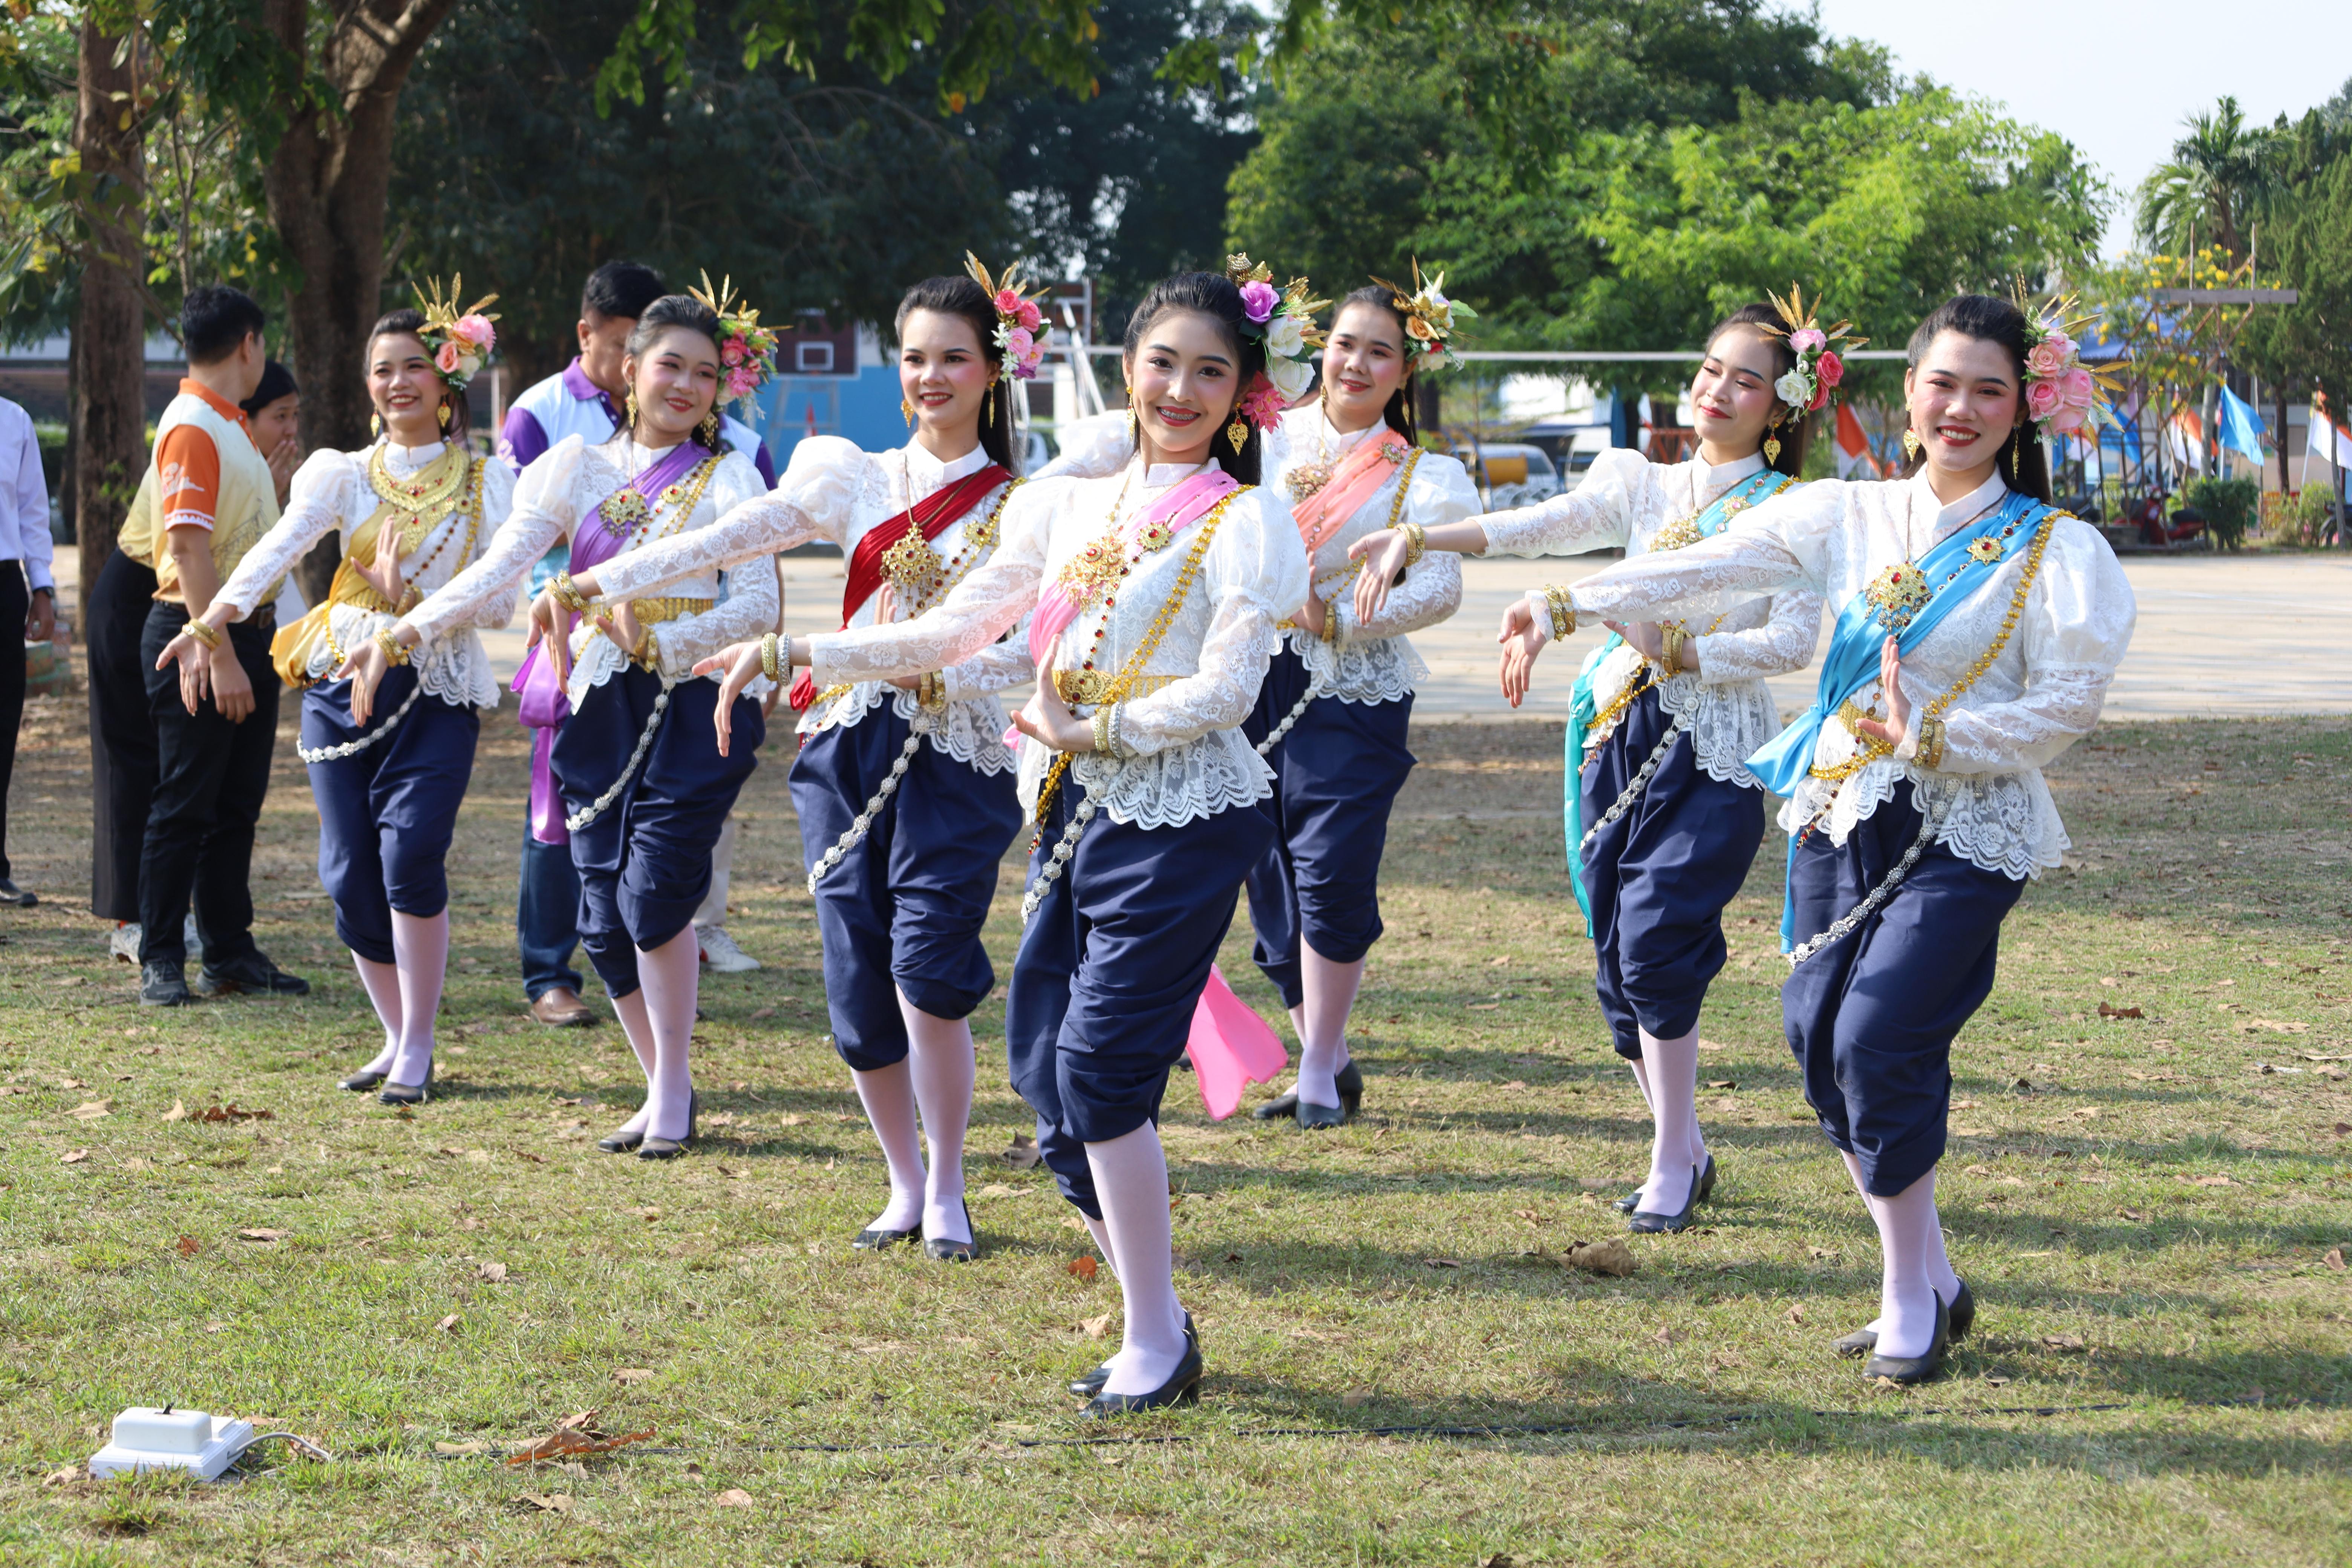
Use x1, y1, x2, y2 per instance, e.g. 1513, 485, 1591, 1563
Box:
130, 285, 309, 1006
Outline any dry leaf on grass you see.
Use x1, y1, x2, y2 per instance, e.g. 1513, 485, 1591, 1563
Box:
2097, 1001, 2143, 1020
2189, 1175, 2234, 1187
237, 1228, 288, 1243
508, 1427, 654, 1466
2041, 1333, 2087, 1352
1066, 1257, 1098, 1280
1705, 1080, 1737, 1090
435, 1314, 461, 1334
974, 1183, 1017, 1200
1653, 1327, 1679, 1347
477, 1262, 508, 1283
715, 1488, 754, 1508
199, 1104, 272, 1122
173, 1235, 201, 1258
435, 1440, 493, 1455
41, 1467, 82, 1487
511, 1492, 573, 1512
612, 1368, 655, 1384
1081, 1312, 1115, 1339
1783, 1306, 1804, 1325
749, 1006, 776, 1021
2118, 1208, 2148, 1222
66, 1101, 110, 1120
59, 1149, 89, 1164
1340, 1390, 1374, 1409
1423, 1257, 1463, 1269
2324, 1248, 2346, 1272
1003, 1134, 1042, 1170
160, 1099, 187, 1122
1561, 1237, 1636, 1277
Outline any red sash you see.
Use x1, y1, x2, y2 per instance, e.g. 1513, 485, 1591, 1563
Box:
788, 462, 1010, 710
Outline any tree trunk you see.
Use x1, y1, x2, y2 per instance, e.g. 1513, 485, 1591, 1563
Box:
2276, 381, 2291, 495
71, 17, 151, 636
259, 0, 457, 605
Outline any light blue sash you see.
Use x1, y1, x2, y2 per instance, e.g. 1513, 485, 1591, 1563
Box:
1562, 468, 1796, 930
1747, 488, 2058, 949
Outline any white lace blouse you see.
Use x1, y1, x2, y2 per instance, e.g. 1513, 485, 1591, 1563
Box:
591, 436, 1033, 774
404, 433, 777, 706
1563, 469, 2137, 880
807, 459, 1312, 829
214, 440, 513, 710
1482, 447, 1825, 787
1268, 405, 1473, 704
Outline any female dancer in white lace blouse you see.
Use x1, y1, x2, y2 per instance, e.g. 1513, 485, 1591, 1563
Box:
565, 266, 1040, 1258
706, 266, 1311, 1415
159, 303, 512, 1106
1516, 292, 2136, 1381
1356, 300, 1829, 1232
343, 292, 779, 1158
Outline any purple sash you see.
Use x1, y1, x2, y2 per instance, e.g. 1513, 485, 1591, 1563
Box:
515, 442, 711, 844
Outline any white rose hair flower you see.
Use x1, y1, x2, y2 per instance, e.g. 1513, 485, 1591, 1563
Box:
1758, 283, 1865, 418
411, 275, 500, 393
1225, 252, 1328, 431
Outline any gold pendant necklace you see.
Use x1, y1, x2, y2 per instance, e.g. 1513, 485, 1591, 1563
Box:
1286, 412, 1336, 502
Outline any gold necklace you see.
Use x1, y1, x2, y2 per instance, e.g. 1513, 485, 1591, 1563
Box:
1055, 467, 1144, 612
1286, 409, 1336, 502
367, 444, 472, 551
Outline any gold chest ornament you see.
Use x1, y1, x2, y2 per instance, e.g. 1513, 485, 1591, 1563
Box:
1863, 562, 1934, 632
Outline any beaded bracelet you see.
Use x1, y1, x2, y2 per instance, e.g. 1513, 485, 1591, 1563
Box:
1090, 701, 1115, 758
759, 633, 781, 682
551, 571, 590, 614
183, 619, 222, 651
1542, 586, 1576, 642
373, 627, 412, 666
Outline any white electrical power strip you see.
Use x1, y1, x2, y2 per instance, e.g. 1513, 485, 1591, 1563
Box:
89, 1408, 257, 1482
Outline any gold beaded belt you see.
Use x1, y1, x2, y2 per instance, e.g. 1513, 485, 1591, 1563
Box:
632, 596, 715, 626
1053, 670, 1184, 706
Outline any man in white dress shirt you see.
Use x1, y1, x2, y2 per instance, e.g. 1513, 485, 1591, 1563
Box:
0, 393, 54, 906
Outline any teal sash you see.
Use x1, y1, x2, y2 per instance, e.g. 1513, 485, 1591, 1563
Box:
1562, 468, 1796, 931
1746, 488, 2058, 951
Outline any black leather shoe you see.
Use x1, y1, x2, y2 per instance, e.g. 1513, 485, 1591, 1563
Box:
596, 1121, 646, 1155
0, 877, 37, 906
378, 1062, 434, 1107
1079, 1339, 1203, 1419
141, 960, 192, 1008
1627, 1163, 1701, 1234
1294, 1098, 1346, 1130
195, 953, 311, 998
338, 1063, 390, 1093
637, 1090, 698, 1160
1070, 1312, 1196, 1399
1694, 1153, 1718, 1204
1860, 1291, 1950, 1384
1614, 1190, 1642, 1214
1834, 1278, 1972, 1360
1255, 1060, 1363, 1120
925, 1199, 978, 1263
853, 1223, 919, 1251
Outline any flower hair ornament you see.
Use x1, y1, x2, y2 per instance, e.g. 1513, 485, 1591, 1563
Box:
688, 271, 779, 435
964, 251, 1049, 388
1759, 284, 1865, 464
2013, 284, 2121, 455
1225, 253, 1328, 449
1370, 260, 1476, 377
411, 277, 499, 402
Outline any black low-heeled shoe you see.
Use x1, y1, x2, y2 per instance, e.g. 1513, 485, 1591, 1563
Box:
339, 1063, 390, 1093
377, 1062, 434, 1107
1626, 1162, 1701, 1234
1070, 1312, 1196, 1400
1619, 1152, 1716, 1214
596, 1121, 646, 1155
1079, 1339, 1204, 1419
1860, 1291, 1951, 1385
925, 1199, 978, 1263
853, 1223, 920, 1251
1833, 1277, 1974, 1360
637, 1089, 698, 1161
1294, 1098, 1346, 1130
1254, 1060, 1363, 1121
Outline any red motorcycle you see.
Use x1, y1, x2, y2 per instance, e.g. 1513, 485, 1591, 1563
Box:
2121, 493, 2205, 548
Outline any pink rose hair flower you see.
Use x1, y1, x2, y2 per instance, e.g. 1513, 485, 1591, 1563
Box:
2024, 378, 2063, 420
1788, 327, 1827, 352
1815, 350, 1843, 388
453, 314, 496, 349
1238, 280, 1279, 324
434, 340, 462, 375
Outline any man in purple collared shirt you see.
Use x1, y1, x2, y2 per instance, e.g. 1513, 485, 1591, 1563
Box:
498, 262, 778, 1026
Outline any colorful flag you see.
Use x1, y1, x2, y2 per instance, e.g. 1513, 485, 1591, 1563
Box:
2217, 386, 2265, 463
1833, 403, 1880, 480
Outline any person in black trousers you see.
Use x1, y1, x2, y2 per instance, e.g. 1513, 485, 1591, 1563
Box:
0, 392, 54, 906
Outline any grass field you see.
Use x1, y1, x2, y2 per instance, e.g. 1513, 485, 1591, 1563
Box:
0, 693, 2346, 1566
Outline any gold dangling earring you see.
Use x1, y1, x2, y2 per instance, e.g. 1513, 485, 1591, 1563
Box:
438, 400, 452, 432
370, 411, 381, 439
699, 408, 720, 447
1902, 426, 1923, 461
900, 397, 916, 429
1762, 417, 1781, 466
985, 383, 995, 427
625, 390, 639, 431
1225, 415, 1250, 451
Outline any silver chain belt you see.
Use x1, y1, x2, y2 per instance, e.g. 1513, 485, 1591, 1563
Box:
1579, 709, 1690, 851
296, 683, 425, 766
565, 678, 675, 834
804, 712, 934, 894
1785, 796, 1948, 969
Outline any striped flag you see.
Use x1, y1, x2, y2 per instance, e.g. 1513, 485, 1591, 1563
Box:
1833, 403, 1881, 480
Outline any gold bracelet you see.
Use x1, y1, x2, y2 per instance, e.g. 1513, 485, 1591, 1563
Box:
918, 670, 946, 710
551, 570, 590, 614
1657, 625, 1683, 675
373, 628, 411, 667
1399, 520, 1427, 568
759, 633, 781, 683
183, 619, 222, 651
1542, 586, 1576, 642
1917, 715, 1948, 770
1091, 700, 1115, 757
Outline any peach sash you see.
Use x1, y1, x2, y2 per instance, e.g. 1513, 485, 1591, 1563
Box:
1288, 425, 1411, 554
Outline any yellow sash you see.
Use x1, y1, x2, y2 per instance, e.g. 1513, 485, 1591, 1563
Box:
271, 449, 481, 688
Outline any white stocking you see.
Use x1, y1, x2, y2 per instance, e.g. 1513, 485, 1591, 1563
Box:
1626, 1056, 1655, 1114
900, 990, 974, 1243
351, 954, 402, 1075
1294, 947, 1363, 1108
1865, 1167, 1944, 1358
1083, 1213, 1120, 1280
1635, 1026, 1702, 1211
385, 911, 448, 1089
1842, 1151, 1960, 1337
608, 987, 660, 1140
633, 928, 700, 1142
851, 1060, 926, 1234
1086, 1122, 1188, 1396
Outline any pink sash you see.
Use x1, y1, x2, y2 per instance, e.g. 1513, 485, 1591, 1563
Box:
1187, 965, 1288, 1118
1288, 426, 1410, 555
514, 441, 710, 845
1026, 468, 1238, 668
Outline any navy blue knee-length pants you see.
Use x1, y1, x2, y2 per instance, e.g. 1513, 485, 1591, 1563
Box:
553, 668, 763, 1000
1782, 781, 2026, 1196
1581, 685, 1766, 1058
1008, 781, 1272, 1218
1241, 643, 1416, 1009
791, 704, 1022, 1070
302, 668, 479, 965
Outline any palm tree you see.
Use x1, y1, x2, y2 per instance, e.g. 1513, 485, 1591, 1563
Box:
2135, 96, 2283, 261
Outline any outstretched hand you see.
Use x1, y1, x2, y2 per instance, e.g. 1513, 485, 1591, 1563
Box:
1495, 595, 1548, 708
334, 637, 390, 727
1010, 634, 1093, 753
1347, 529, 1409, 624
1851, 636, 1911, 751
525, 584, 572, 689
696, 640, 768, 756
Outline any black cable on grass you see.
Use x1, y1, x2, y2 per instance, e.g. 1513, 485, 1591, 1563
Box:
435, 1403, 2138, 1462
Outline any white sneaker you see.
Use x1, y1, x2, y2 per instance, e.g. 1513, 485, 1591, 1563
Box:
109, 923, 142, 964
697, 926, 761, 973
